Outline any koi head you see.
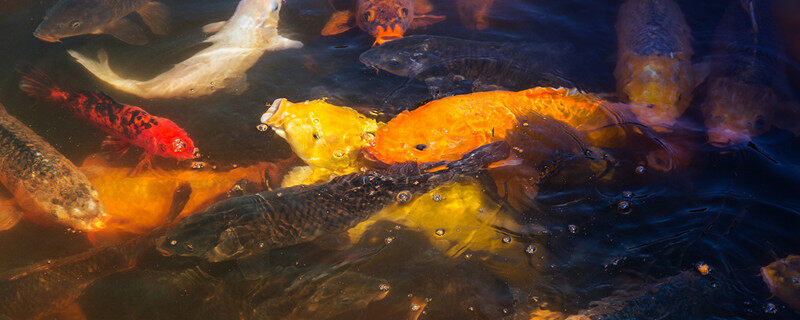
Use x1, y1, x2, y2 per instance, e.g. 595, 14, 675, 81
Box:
701, 77, 774, 147
34, 0, 114, 42
261, 98, 380, 172
359, 35, 439, 77
356, 0, 414, 46
618, 56, 693, 127
149, 119, 197, 161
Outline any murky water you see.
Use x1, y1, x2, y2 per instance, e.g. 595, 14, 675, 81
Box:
1, 0, 799, 319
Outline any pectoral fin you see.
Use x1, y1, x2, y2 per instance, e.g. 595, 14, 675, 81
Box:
321, 10, 355, 35
137, 1, 170, 35
410, 14, 446, 29
0, 198, 22, 231
268, 35, 303, 50
104, 18, 149, 45
414, 0, 435, 14
201, 21, 226, 34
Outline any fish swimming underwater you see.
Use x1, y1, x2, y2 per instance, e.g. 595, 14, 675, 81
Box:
0, 103, 106, 231
700, 0, 796, 146
68, 0, 302, 99
614, 0, 697, 127
261, 98, 382, 184
359, 35, 605, 97
34, 0, 168, 45
79, 155, 295, 237
321, 0, 445, 46
0, 183, 190, 320
19, 69, 197, 173
761, 255, 800, 312
364, 87, 628, 164
157, 141, 510, 262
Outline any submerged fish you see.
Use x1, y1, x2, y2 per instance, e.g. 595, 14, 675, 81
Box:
19, 69, 196, 173
0, 183, 190, 320
456, 0, 496, 30
364, 87, 626, 164
79, 155, 295, 236
261, 98, 381, 184
157, 141, 510, 262
761, 255, 800, 312
701, 0, 794, 146
34, 0, 168, 45
614, 0, 697, 127
359, 35, 602, 96
321, 0, 445, 46
68, 0, 302, 99
0, 103, 105, 231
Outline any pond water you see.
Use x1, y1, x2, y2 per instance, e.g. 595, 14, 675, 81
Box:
0, 0, 799, 319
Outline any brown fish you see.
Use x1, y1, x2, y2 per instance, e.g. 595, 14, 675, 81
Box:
762, 255, 800, 313
321, 0, 445, 46
0, 103, 106, 231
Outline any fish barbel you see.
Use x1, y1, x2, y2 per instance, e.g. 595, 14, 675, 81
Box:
0, 103, 105, 231
157, 141, 510, 262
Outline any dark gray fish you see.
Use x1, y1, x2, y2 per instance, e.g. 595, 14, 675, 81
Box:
700, 0, 794, 146
358, 35, 608, 98
157, 141, 511, 262
0, 103, 105, 231
34, 0, 168, 45
0, 183, 190, 320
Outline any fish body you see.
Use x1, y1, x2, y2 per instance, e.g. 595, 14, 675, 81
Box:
321, 0, 445, 46
80, 156, 292, 236
365, 87, 623, 164
614, 0, 695, 127
761, 255, 800, 312
34, 0, 168, 45
68, 0, 302, 99
19, 69, 196, 171
158, 141, 510, 262
359, 35, 588, 91
0, 103, 105, 231
701, 0, 790, 146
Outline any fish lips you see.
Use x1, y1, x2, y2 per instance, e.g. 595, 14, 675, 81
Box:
33, 27, 61, 43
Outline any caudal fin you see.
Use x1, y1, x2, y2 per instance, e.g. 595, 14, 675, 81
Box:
18, 66, 63, 101
67, 50, 140, 94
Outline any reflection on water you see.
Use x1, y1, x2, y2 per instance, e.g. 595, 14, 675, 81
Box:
1, 0, 800, 319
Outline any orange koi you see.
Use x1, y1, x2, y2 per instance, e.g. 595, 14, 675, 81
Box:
321, 0, 445, 46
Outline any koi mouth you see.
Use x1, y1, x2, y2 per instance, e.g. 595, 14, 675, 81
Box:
261, 98, 286, 124
372, 25, 404, 46
33, 31, 61, 43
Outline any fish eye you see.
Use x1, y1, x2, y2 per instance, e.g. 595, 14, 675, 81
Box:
312, 132, 320, 140
399, 8, 409, 17
415, 144, 427, 151
362, 11, 374, 22
387, 58, 401, 68
172, 138, 186, 152
70, 20, 80, 29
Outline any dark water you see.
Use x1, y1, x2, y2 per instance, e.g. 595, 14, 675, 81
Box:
1, 0, 799, 319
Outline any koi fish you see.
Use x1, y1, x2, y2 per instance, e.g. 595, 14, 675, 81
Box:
157, 141, 510, 262
68, 0, 302, 99
614, 0, 697, 127
79, 155, 296, 237
19, 69, 197, 173
321, 0, 445, 46
701, 0, 796, 146
761, 255, 800, 312
261, 98, 382, 184
364, 87, 627, 164
0, 183, 190, 320
34, 0, 168, 45
456, 0, 495, 30
0, 103, 106, 231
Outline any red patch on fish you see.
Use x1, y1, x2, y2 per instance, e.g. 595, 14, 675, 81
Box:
19, 68, 196, 172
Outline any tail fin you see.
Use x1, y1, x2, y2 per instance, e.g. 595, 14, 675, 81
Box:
67, 50, 140, 94
447, 141, 511, 174
18, 66, 63, 101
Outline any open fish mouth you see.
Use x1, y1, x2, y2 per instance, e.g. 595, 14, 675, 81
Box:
33, 31, 61, 43
261, 98, 286, 124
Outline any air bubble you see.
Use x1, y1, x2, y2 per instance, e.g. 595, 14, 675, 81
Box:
617, 201, 631, 214
568, 224, 578, 233
256, 124, 268, 132
396, 191, 411, 203
502, 235, 512, 244
764, 303, 777, 314
435, 228, 445, 237
635, 165, 646, 174
385, 236, 395, 244
379, 283, 390, 291
622, 191, 632, 198
431, 194, 442, 201
525, 244, 536, 254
